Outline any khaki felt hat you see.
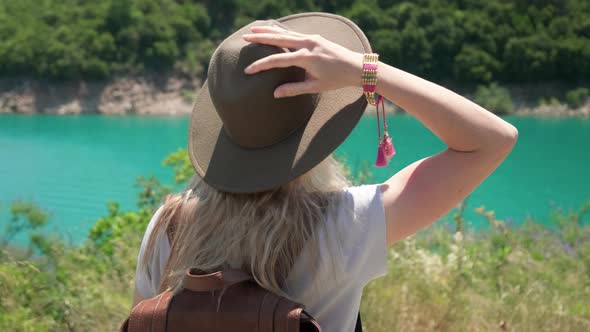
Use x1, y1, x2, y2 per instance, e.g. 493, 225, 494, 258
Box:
188, 12, 371, 193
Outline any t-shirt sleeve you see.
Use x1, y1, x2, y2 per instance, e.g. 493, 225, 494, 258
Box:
134, 206, 170, 299
333, 184, 388, 285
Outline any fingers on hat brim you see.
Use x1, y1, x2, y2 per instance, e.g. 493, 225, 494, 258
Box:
189, 13, 371, 193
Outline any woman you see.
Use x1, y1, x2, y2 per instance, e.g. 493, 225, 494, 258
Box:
133, 13, 517, 332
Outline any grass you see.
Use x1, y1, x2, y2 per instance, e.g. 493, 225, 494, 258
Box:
1, 150, 589, 331
361, 203, 590, 332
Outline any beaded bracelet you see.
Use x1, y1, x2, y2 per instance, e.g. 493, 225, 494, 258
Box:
362, 53, 396, 167
362, 53, 379, 105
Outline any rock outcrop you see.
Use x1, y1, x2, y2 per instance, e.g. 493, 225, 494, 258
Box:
0, 75, 199, 115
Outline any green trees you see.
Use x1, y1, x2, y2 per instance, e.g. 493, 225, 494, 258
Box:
0, 0, 213, 79
0, 0, 588, 84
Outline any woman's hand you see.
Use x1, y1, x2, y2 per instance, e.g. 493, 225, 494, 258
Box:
247, 23, 518, 247
243, 26, 363, 98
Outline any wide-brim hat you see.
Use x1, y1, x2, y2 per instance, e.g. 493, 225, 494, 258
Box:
188, 12, 371, 193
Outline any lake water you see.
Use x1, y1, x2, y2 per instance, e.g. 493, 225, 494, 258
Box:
1, 114, 589, 244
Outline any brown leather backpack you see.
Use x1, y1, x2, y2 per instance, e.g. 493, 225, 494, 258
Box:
120, 268, 322, 332
121, 202, 322, 332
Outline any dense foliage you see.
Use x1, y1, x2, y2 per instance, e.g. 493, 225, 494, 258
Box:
474, 83, 515, 114
1, 150, 589, 331
0, 0, 589, 84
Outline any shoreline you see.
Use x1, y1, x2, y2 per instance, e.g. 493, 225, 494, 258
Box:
0, 74, 200, 116
3, 105, 589, 118
365, 101, 590, 118
1, 76, 589, 118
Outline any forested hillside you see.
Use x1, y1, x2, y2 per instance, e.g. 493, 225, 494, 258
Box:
0, 0, 589, 84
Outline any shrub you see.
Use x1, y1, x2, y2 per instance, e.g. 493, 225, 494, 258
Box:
1, 150, 589, 331
474, 83, 515, 115
181, 89, 194, 104
565, 88, 590, 109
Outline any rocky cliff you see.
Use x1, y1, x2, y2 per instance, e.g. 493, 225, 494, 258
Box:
0, 75, 199, 115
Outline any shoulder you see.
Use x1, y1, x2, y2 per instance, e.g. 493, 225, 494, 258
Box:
145, 205, 166, 239
337, 184, 385, 221
320, 184, 388, 284
135, 205, 170, 298
343, 184, 384, 205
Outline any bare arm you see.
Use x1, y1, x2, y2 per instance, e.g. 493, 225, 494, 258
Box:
243, 26, 518, 245
375, 64, 517, 244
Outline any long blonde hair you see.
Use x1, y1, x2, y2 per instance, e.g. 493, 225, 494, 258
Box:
142, 155, 349, 296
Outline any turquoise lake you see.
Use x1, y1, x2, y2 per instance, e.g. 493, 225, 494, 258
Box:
1, 114, 589, 244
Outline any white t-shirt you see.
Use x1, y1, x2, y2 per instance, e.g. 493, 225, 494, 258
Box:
135, 184, 388, 332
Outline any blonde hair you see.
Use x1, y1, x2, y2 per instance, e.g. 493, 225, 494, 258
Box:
142, 155, 349, 296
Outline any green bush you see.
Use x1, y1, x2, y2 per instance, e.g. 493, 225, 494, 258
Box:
2, 195, 589, 331
474, 83, 515, 115
566, 88, 590, 109
1, 150, 589, 331
538, 96, 562, 108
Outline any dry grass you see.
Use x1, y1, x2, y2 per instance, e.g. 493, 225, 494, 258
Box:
2, 198, 589, 332
361, 204, 590, 332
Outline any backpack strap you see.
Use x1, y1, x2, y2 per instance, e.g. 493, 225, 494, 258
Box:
182, 268, 253, 292
127, 290, 173, 332
274, 298, 303, 332
257, 292, 305, 332
259, 292, 282, 332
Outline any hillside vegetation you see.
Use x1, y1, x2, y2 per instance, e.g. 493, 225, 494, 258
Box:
0, 0, 589, 85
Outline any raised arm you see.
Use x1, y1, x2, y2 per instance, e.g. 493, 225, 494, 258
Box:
373, 64, 517, 244
243, 26, 518, 245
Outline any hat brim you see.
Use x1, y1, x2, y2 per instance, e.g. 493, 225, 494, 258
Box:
188, 12, 371, 193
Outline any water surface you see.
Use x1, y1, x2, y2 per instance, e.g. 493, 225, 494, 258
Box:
1, 114, 588, 243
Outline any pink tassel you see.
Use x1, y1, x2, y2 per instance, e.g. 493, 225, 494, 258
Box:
375, 144, 387, 167
374, 95, 396, 168
382, 131, 396, 158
